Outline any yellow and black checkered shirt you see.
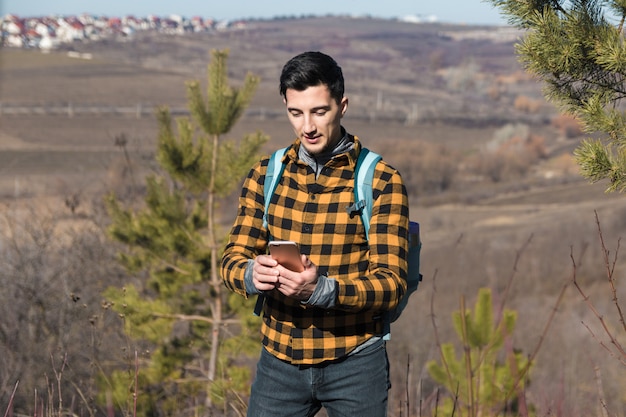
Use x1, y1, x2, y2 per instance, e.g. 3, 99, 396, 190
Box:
221, 136, 409, 365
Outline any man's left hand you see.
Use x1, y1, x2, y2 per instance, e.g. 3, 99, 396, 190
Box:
275, 255, 318, 301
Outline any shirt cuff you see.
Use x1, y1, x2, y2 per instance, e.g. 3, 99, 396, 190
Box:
244, 259, 261, 295
302, 274, 337, 308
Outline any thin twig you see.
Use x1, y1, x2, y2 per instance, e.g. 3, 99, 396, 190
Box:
496, 234, 534, 323
451, 382, 459, 417
70, 381, 96, 417
507, 275, 570, 402
571, 212, 626, 364
504, 337, 528, 416
430, 269, 454, 386
51, 352, 68, 414
594, 210, 626, 333
134, 350, 139, 417
151, 312, 240, 325
405, 354, 411, 417
591, 359, 610, 417
3, 380, 19, 417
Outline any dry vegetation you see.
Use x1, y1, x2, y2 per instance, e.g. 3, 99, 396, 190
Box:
1, 16, 624, 416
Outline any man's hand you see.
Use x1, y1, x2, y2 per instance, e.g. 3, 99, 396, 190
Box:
252, 254, 281, 292
275, 255, 319, 301
253, 254, 319, 301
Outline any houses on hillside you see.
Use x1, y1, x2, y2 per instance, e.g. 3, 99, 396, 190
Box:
1, 13, 245, 50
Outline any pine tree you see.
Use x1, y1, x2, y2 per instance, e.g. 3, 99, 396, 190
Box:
486, 0, 626, 192
103, 49, 268, 415
427, 288, 531, 416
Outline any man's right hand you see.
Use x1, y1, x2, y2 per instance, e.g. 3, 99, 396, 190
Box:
252, 254, 281, 292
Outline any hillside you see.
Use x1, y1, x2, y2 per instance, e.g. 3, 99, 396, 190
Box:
1, 16, 625, 415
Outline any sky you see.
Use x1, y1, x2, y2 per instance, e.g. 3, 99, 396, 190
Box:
2, 0, 509, 26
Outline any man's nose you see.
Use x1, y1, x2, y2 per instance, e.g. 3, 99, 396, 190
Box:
303, 115, 316, 133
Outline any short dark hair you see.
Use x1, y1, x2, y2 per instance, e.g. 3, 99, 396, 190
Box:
279, 51, 344, 103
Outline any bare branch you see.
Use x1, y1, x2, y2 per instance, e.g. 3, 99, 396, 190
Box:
430, 269, 455, 388
3, 380, 18, 417
571, 214, 626, 364
151, 312, 239, 325
496, 233, 533, 326
509, 278, 570, 397
594, 211, 626, 333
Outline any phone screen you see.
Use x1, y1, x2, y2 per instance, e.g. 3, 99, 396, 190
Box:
268, 241, 304, 272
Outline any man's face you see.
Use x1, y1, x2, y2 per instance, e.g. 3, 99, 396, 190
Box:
284, 84, 348, 155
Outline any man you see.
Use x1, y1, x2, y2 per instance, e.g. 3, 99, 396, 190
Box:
221, 51, 409, 417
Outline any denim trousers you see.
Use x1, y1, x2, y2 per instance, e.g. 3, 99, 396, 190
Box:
246, 339, 390, 417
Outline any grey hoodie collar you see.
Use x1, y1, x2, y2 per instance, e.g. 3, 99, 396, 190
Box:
298, 128, 354, 178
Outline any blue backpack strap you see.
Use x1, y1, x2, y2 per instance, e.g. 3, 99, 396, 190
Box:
255, 147, 288, 317
354, 149, 395, 339
262, 147, 288, 230
353, 148, 381, 240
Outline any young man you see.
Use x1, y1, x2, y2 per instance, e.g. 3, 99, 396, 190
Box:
221, 51, 410, 417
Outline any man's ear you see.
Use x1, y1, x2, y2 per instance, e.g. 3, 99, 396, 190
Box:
340, 96, 349, 116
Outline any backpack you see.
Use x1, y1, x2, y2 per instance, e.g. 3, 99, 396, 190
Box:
256, 146, 422, 339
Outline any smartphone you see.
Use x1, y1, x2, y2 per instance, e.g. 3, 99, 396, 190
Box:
268, 241, 304, 272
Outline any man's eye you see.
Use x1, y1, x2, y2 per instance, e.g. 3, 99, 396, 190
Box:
290, 112, 302, 117
315, 111, 327, 116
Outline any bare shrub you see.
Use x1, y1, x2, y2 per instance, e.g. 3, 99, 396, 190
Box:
572, 212, 626, 366
495, 71, 531, 85
487, 83, 503, 101
489, 123, 529, 150
551, 114, 584, 139
384, 139, 459, 196
428, 49, 445, 72
471, 124, 547, 182
468, 149, 533, 183
0, 201, 127, 415
441, 59, 480, 92
513, 94, 543, 113
526, 134, 548, 159
547, 152, 580, 177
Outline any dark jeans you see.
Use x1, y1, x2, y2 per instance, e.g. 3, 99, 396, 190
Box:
247, 339, 390, 417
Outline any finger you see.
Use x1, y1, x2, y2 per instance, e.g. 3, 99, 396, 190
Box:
256, 254, 278, 268
254, 272, 279, 292
255, 269, 279, 285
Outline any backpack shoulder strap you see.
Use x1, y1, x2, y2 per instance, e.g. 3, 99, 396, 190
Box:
262, 147, 288, 230
255, 147, 288, 317
354, 148, 382, 240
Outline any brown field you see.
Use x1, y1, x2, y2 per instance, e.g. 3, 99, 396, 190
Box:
1, 16, 625, 416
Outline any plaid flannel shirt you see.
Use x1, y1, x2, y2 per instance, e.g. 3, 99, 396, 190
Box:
221, 135, 409, 364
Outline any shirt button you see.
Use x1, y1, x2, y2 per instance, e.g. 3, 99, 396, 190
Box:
303, 225, 311, 233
